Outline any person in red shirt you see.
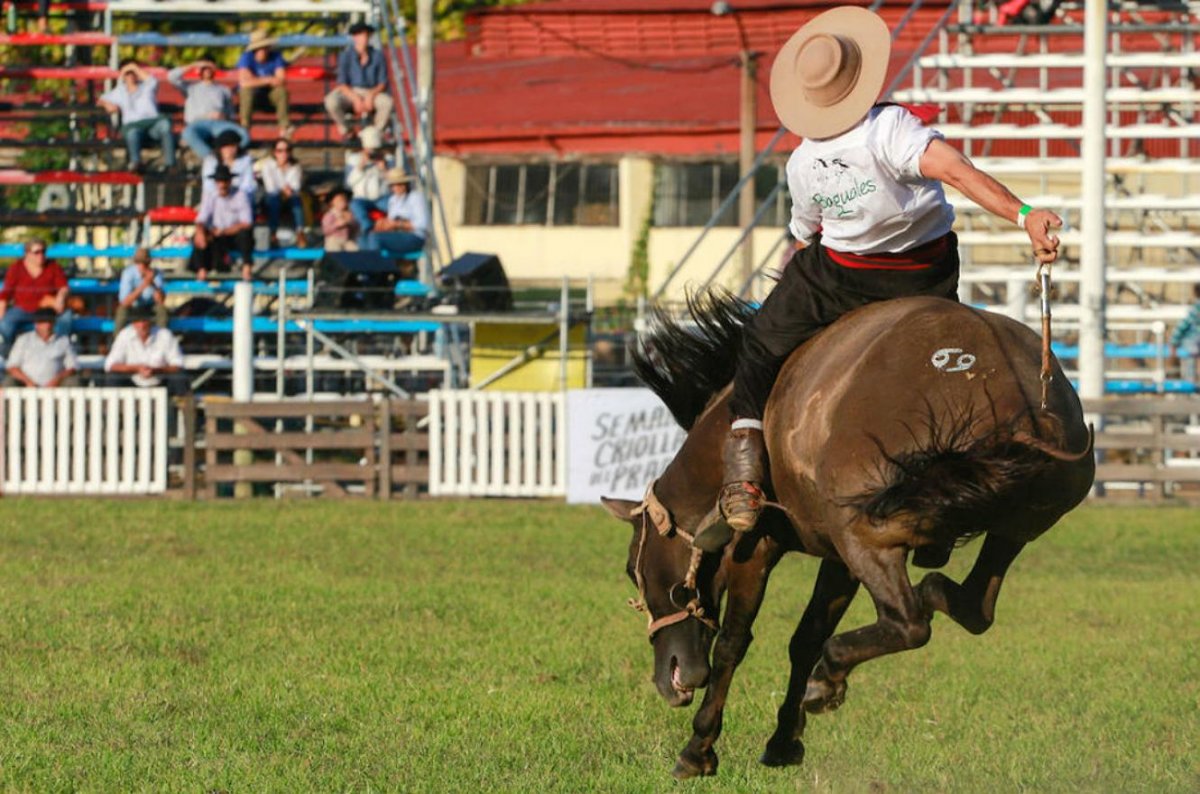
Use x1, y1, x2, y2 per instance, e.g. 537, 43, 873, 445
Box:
0, 238, 71, 356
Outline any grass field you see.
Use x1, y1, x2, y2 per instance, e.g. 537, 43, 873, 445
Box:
0, 500, 1196, 792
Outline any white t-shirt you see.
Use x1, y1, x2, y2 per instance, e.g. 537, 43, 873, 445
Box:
786, 105, 955, 254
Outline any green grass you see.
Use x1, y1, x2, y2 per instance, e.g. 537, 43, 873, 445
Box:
0, 500, 1196, 792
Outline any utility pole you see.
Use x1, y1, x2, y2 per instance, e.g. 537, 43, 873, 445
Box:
1079, 0, 1107, 402
738, 49, 758, 286
417, 0, 435, 216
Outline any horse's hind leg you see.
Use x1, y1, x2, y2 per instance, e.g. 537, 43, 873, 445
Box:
761, 558, 859, 767
803, 531, 930, 714
916, 533, 1025, 635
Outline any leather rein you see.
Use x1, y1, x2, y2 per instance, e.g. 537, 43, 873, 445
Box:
627, 482, 719, 641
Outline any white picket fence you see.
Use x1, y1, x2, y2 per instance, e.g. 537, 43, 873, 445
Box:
1, 388, 169, 495
427, 390, 566, 497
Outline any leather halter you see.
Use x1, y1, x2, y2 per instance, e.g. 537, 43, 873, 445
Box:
627, 481, 719, 641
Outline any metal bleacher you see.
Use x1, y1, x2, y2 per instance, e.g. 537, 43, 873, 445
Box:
0, 0, 461, 394
890, 0, 1200, 393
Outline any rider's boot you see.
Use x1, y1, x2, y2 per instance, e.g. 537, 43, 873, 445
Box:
692, 420, 766, 552
718, 421, 766, 532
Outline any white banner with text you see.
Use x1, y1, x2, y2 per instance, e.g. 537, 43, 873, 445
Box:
565, 388, 686, 504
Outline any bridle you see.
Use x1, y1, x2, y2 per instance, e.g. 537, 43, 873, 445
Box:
627, 482, 719, 641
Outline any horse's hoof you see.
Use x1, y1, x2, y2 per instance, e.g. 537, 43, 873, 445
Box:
802, 676, 846, 714
760, 738, 805, 767
672, 749, 718, 779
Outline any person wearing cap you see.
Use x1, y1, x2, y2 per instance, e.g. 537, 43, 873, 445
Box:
3, 307, 80, 389
191, 164, 254, 282
710, 6, 1065, 539
325, 21, 394, 142
345, 126, 392, 236
0, 238, 70, 356
98, 59, 178, 173
115, 247, 168, 333
236, 28, 292, 139
201, 129, 257, 202
168, 56, 250, 162
104, 304, 187, 394
369, 167, 428, 255
259, 137, 307, 248
321, 187, 360, 252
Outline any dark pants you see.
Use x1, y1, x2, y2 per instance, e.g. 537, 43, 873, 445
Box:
239, 85, 290, 130
189, 228, 255, 274
102, 372, 191, 396
729, 233, 961, 420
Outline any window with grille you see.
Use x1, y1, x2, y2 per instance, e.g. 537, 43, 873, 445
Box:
463, 161, 619, 226
652, 161, 787, 228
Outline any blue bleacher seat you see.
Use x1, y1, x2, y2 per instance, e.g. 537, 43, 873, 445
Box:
68, 316, 442, 335
68, 277, 436, 298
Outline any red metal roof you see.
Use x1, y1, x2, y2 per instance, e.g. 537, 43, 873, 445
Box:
437, 1, 949, 156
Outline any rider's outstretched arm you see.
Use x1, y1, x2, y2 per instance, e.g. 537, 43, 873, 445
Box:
919, 139, 1062, 265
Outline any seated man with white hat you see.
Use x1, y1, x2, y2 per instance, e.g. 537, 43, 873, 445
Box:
236, 28, 292, 140
706, 5, 1067, 546
368, 167, 429, 256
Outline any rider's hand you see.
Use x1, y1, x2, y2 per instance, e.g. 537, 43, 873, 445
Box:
1023, 208, 1063, 265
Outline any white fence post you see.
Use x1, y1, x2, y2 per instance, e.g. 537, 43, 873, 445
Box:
1, 387, 169, 496
426, 389, 567, 498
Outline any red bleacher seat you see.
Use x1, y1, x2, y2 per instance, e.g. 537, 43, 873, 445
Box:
0, 64, 331, 83
146, 206, 197, 224
0, 33, 113, 46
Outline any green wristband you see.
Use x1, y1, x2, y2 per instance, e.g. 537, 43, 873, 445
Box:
1017, 204, 1033, 225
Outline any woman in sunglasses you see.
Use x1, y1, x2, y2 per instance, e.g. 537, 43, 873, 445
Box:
260, 138, 307, 248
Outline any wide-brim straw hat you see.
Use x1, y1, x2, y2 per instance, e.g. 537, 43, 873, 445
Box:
247, 29, 278, 51
386, 167, 414, 185
769, 6, 891, 140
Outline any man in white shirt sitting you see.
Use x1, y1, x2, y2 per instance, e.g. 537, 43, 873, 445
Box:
104, 305, 188, 394
3, 307, 80, 388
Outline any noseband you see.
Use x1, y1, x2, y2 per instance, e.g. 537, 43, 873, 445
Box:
627, 482, 719, 641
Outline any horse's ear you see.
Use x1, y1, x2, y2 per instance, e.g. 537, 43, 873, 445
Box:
600, 496, 640, 522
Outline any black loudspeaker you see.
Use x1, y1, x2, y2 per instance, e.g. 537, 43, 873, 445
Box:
316, 251, 398, 310
439, 252, 513, 312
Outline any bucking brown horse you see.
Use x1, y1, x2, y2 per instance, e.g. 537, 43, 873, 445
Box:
603, 291, 1094, 779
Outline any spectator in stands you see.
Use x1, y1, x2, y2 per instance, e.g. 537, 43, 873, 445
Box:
98, 59, 177, 174
104, 304, 187, 394
169, 56, 250, 163
3, 307, 80, 388
191, 164, 254, 282
324, 22, 394, 143
201, 130, 256, 201
33, 0, 49, 34
1171, 284, 1200, 386
0, 238, 70, 356
260, 138, 306, 248
346, 127, 390, 239
369, 167, 428, 255
115, 247, 168, 333
321, 188, 360, 252
236, 28, 292, 140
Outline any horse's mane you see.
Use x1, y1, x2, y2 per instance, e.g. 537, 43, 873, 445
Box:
630, 289, 755, 430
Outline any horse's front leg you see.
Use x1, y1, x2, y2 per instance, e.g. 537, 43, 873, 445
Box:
761, 557, 859, 767
673, 537, 783, 780
803, 535, 929, 714
917, 532, 1024, 634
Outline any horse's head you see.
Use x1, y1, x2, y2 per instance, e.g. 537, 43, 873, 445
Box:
603, 494, 718, 708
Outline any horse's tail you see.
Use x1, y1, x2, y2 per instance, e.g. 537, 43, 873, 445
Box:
846, 408, 1093, 546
